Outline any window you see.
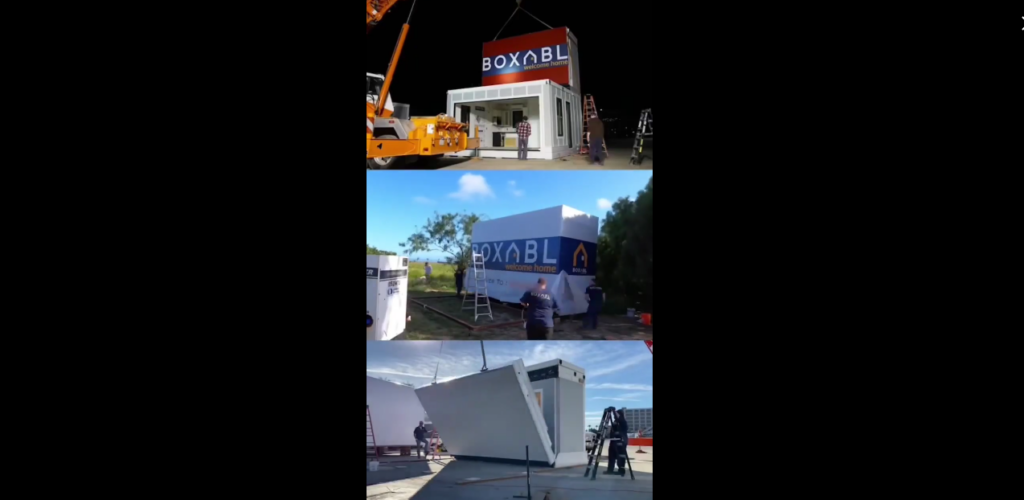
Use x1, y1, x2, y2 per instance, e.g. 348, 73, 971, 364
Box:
534, 389, 543, 409
556, 97, 564, 137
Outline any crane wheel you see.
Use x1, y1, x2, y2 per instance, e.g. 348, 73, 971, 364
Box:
367, 135, 406, 170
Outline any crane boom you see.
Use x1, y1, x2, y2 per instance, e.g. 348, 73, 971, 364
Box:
366, 0, 406, 34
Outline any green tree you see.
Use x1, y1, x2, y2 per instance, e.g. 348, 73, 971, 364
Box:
597, 177, 653, 312
400, 212, 482, 269
367, 244, 397, 256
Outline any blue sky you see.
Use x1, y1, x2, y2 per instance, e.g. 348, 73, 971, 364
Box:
367, 171, 652, 261
366, 341, 653, 429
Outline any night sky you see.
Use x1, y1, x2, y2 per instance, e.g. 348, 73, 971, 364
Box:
366, 0, 653, 132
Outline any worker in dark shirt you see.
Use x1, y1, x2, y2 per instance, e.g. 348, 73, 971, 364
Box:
605, 409, 629, 475
454, 265, 466, 298
584, 278, 605, 330
413, 421, 428, 458
587, 113, 605, 166
520, 277, 559, 340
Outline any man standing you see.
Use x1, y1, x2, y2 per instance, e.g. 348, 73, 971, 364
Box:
454, 264, 465, 297
424, 262, 432, 283
587, 113, 605, 166
520, 277, 558, 340
604, 409, 629, 476
517, 115, 531, 161
413, 421, 429, 458
584, 278, 605, 330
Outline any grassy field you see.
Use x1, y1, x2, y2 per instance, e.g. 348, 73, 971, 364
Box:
407, 261, 459, 295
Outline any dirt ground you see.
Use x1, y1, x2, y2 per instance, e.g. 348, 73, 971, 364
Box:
397, 291, 653, 341
392, 142, 652, 171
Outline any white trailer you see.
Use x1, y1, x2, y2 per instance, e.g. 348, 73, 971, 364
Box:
470, 206, 599, 316
366, 255, 409, 341
366, 376, 428, 449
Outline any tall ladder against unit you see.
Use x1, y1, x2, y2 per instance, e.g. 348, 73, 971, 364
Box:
366, 405, 379, 458
579, 94, 610, 157
628, 109, 654, 166
460, 253, 493, 322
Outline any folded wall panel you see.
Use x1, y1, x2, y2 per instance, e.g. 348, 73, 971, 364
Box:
415, 360, 556, 466
366, 376, 427, 447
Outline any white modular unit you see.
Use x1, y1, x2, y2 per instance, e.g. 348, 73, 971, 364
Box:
415, 360, 557, 466
470, 206, 599, 316
366, 255, 409, 341
446, 79, 582, 160
525, 359, 588, 468
366, 376, 427, 448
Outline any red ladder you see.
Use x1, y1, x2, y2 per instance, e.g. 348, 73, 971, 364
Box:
366, 405, 379, 458
579, 94, 610, 157
428, 431, 441, 460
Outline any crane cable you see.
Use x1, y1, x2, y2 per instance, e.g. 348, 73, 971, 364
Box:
493, 0, 555, 41
431, 340, 443, 385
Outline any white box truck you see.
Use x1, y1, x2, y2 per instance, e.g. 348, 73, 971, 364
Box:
470, 206, 599, 316
367, 255, 409, 341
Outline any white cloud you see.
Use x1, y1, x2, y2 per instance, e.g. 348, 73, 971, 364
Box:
597, 198, 613, 210
586, 354, 652, 378
592, 396, 643, 402
508, 180, 524, 197
367, 341, 651, 390
413, 196, 434, 204
588, 383, 653, 391
449, 174, 495, 201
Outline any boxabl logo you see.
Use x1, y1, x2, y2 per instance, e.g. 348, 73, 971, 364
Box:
472, 237, 596, 275
482, 43, 569, 77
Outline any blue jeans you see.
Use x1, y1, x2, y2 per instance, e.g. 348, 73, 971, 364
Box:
585, 305, 600, 329
589, 137, 604, 165
518, 137, 529, 160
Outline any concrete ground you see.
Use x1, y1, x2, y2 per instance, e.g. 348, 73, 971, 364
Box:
367, 446, 652, 499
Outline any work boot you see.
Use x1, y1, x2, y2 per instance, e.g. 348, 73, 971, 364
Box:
618, 469, 626, 476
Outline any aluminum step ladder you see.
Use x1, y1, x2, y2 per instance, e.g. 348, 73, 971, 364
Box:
461, 253, 493, 322
628, 109, 653, 166
367, 404, 379, 458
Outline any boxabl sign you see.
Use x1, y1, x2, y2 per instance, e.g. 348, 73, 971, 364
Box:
470, 236, 597, 316
482, 27, 579, 87
482, 44, 570, 77
471, 237, 596, 276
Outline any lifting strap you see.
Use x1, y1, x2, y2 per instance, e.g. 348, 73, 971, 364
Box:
493, 1, 555, 41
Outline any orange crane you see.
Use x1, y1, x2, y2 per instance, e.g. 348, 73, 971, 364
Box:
366, 0, 478, 169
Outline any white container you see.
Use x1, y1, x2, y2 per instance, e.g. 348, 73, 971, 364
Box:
368, 460, 379, 472
626, 308, 635, 318
367, 255, 409, 340
470, 206, 598, 316
525, 359, 588, 468
367, 376, 428, 448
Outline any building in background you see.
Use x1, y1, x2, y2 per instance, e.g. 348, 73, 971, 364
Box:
446, 27, 582, 160
622, 407, 653, 436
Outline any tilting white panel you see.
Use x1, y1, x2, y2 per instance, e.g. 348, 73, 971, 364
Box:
366, 376, 426, 447
415, 360, 556, 465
